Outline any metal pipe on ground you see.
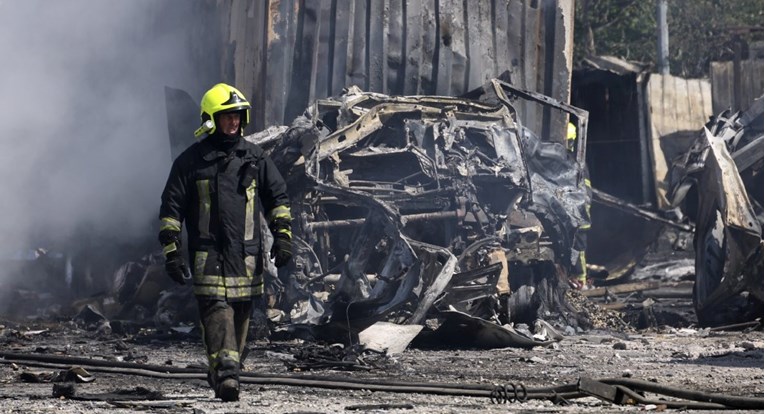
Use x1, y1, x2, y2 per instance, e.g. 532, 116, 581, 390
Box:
0, 352, 761, 408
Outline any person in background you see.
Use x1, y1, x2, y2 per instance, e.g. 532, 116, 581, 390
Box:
568, 121, 591, 290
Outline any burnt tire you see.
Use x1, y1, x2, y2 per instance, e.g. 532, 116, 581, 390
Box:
693, 210, 761, 327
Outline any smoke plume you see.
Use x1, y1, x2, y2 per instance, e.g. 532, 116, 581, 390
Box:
0, 0, 207, 293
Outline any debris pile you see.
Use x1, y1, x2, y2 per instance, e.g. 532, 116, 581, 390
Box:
249, 79, 593, 349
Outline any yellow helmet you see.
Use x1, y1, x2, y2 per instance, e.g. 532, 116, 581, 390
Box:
198, 83, 251, 136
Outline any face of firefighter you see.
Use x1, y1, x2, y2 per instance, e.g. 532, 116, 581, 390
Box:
217, 112, 241, 136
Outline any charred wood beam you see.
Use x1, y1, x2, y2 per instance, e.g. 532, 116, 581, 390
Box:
732, 135, 763, 172
307, 210, 461, 231
591, 188, 694, 232
582, 281, 661, 298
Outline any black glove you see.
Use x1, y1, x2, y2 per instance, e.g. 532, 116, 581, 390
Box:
270, 233, 292, 268
164, 250, 188, 285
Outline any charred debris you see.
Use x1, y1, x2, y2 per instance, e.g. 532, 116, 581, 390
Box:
3, 78, 598, 351
668, 96, 764, 327
249, 79, 592, 349
3, 80, 762, 353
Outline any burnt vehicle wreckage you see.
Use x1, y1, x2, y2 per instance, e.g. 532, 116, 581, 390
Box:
668, 96, 764, 327
247, 78, 592, 349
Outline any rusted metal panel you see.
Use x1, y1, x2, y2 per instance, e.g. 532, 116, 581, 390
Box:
493, 0, 510, 78
403, 0, 422, 94
505, 0, 524, 88
262, 0, 295, 127
217, 0, 573, 136
519, 0, 543, 135
348, 1, 368, 91
314, 1, 334, 99
444, 0, 467, 96
646, 74, 712, 208
367, 0, 386, 92
387, 0, 405, 95
541, 0, 573, 143
420, 0, 437, 94
249, 2, 269, 131
285, 0, 321, 124
331, 0, 352, 98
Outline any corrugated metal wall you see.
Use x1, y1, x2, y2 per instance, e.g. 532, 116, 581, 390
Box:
213, 0, 574, 140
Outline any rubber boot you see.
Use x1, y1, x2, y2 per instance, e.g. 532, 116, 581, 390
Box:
217, 378, 239, 402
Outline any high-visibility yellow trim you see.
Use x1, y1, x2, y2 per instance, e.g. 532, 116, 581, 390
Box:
576, 251, 587, 282
219, 349, 240, 363
193, 270, 263, 299
276, 228, 292, 238
194, 275, 255, 287
196, 180, 211, 238
584, 178, 592, 188
227, 284, 263, 299
193, 283, 264, 298
207, 349, 239, 368
162, 243, 178, 256
245, 256, 256, 278
207, 352, 218, 368
193, 251, 209, 277
245, 180, 256, 240
267, 205, 292, 222
191, 250, 263, 299
160, 217, 182, 232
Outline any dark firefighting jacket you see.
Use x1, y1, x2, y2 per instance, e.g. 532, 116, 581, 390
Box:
159, 137, 291, 301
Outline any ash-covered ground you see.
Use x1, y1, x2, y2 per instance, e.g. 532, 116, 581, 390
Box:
0, 318, 762, 413
1, 230, 763, 414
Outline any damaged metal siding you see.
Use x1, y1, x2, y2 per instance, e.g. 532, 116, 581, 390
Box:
215, 0, 574, 141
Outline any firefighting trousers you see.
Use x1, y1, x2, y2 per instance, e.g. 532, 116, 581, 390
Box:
197, 298, 253, 385
573, 229, 588, 282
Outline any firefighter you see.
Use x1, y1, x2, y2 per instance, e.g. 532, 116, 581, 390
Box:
568, 121, 591, 290
159, 83, 292, 401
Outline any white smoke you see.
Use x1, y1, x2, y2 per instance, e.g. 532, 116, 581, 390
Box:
0, 1, 204, 277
